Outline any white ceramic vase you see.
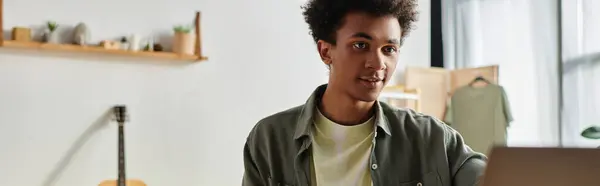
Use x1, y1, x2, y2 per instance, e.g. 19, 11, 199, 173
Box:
129, 34, 141, 51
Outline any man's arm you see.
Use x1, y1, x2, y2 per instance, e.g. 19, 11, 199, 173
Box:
443, 125, 487, 186
242, 139, 264, 186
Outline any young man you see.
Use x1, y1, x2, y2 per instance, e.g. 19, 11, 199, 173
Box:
242, 0, 487, 185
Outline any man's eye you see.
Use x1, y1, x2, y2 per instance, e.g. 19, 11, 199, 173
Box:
352, 42, 368, 49
383, 46, 398, 53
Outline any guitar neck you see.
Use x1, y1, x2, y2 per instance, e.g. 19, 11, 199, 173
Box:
118, 124, 126, 186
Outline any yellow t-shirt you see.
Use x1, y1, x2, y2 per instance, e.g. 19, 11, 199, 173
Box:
310, 108, 375, 186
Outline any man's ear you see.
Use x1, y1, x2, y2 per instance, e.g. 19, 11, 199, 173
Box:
317, 40, 333, 65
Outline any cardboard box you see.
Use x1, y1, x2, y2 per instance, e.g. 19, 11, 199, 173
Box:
12, 27, 32, 41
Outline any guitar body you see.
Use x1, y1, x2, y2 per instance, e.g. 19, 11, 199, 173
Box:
98, 179, 146, 186
99, 105, 146, 186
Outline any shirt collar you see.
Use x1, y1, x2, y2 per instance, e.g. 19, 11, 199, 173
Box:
293, 84, 392, 140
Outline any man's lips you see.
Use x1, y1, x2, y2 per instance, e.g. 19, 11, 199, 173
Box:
359, 76, 384, 82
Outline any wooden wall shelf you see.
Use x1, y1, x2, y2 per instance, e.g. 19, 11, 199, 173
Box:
1, 40, 208, 61
0, 0, 207, 62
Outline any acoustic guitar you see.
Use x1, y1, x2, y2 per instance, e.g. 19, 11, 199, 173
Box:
98, 105, 147, 186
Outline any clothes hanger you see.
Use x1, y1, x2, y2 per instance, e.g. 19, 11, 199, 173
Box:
469, 75, 491, 86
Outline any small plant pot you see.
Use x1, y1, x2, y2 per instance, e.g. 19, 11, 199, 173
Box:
172, 32, 195, 55
120, 43, 130, 50
45, 31, 61, 44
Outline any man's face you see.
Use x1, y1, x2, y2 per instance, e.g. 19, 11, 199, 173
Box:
317, 12, 402, 102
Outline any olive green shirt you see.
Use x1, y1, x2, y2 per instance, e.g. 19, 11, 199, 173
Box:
242, 84, 487, 186
444, 84, 513, 155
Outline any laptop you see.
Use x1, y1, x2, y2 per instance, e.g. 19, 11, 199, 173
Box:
479, 146, 600, 186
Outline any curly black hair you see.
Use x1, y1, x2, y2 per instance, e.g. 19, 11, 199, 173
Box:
302, 0, 418, 45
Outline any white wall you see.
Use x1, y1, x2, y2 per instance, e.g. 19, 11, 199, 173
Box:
393, 0, 431, 84
0, 0, 431, 185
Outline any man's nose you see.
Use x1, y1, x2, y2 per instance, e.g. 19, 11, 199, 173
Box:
365, 51, 386, 70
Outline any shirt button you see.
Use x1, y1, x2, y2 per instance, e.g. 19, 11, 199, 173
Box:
371, 164, 378, 170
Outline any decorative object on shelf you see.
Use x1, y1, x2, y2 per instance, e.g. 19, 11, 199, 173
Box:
581, 126, 600, 148
144, 37, 154, 51
153, 43, 163, 51
11, 27, 32, 42
129, 34, 141, 51
144, 43, 163, 52
72, 22, 91, 45
43, 21, 60, 43
100, 40, 120, 50
172, 24, 194, 55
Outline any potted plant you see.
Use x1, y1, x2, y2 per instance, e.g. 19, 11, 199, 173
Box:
172, 24, 194, 55
44, 21, 60, 43
580, 126, 600, 148
119, 36, 130, 50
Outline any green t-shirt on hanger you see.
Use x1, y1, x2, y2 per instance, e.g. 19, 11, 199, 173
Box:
444, 83, 513, 155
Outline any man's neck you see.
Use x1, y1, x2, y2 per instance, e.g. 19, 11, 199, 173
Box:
319, 87, 375, 126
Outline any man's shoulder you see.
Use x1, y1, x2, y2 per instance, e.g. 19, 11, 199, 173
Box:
245, 104, 304, 142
